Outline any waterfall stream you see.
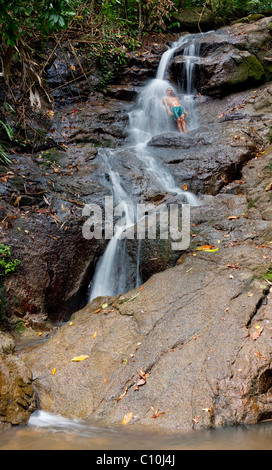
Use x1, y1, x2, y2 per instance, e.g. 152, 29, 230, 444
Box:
89, 33, 201, 302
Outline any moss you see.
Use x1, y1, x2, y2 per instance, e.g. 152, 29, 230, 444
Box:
248, 196, 260, 209
263, 266, 272, 282
35, 148, 66, 167
264, 159, 272, 173
231, 14, 265, 25
229, 55, 265, 86
14, 320, 27, 335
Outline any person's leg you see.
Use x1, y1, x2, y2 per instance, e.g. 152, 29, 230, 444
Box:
177, 117, 183, 133
181, 116, 187, 133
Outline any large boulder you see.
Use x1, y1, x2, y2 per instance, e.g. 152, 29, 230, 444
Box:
19, 145, 272, 430
170, 17, 272, 96
194, 46, 265, 96
0, 332, 35, 427
171, 7, 223, 33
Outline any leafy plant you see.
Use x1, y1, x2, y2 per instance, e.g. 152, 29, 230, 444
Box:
0, 244, 21, 277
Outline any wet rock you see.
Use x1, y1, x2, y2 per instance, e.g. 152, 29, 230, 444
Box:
0, 145, 109, 325
172, 44, 265, 97
0, 332, 35, 427
19, 146, 272, 430
45, 46, 103, 107
171, 18, 272, 96
105, 85, 139, 101
146, 121, 260, 195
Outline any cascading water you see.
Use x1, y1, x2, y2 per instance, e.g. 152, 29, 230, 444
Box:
89, 151, 140, 301
89, 33, 201, 302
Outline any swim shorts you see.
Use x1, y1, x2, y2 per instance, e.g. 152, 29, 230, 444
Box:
172, 106, 185, 120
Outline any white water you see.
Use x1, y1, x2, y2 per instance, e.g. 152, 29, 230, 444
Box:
89, 152, 138, 301
89, 33, 201, 302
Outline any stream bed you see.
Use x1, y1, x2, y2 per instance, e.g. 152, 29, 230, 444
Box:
0, 411, 272, 450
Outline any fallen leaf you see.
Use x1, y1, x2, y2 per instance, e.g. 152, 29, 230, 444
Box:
14, 195, 22, 206
138, 368, 146, 379
102, 303, 108, 309
251, 327, 264, 341
196, 245, 214, 251
122, 411, 133, 424
151, 409, 165, 418
135, 378, 146, 386
51, 368, 56, 375
203, 248, 219, 253
71, 355, 89, 362
92, 330, 97, 339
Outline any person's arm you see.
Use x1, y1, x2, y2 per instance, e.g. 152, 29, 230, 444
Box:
163, 97, 173, 117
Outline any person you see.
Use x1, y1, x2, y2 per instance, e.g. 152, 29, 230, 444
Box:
163, 87, 188, 133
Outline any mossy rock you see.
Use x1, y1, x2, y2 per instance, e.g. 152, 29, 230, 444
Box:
228, 54, 265, 86
231, 14, 265, 25
172, 7, 223, 32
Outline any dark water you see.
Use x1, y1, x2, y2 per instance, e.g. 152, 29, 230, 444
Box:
1, 411, 272, 450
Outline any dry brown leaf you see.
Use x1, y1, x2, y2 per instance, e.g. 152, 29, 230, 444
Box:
250, 326, 264, 341
135, 378, 146, 386
193, 415, 200, 424
138, 368, 146, 379
151, 409, 165, 418
14, 195, 22, 206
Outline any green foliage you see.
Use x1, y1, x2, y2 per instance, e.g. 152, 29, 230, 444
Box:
88, 26, 142, 89
0, 0, 77, 46
179, 0, 272, 18
0, 245, 21, 277
246, 0, 272, 15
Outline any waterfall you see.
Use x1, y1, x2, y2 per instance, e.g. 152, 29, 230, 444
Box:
89, 152, 137, 301
88, 33, 201, 302
180, 37, 201, 131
